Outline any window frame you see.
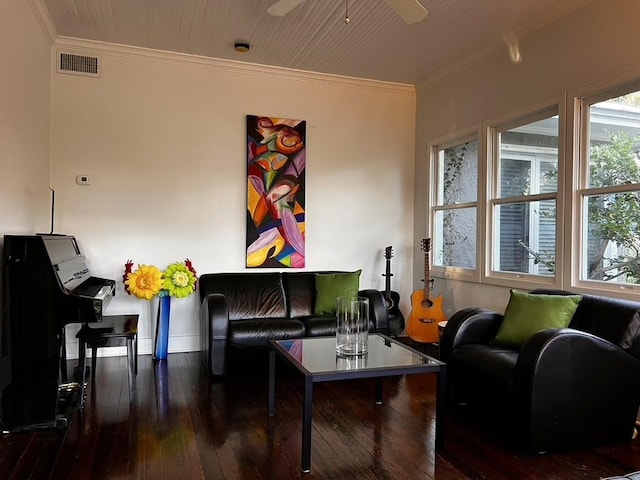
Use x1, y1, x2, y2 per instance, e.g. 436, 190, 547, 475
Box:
428, 127, 482, 283
570, 80, 640, 295
483, 102, 565, 290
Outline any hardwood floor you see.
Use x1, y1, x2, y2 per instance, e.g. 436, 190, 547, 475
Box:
1, 351, 639, 479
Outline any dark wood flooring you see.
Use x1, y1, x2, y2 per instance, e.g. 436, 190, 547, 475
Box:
1, 351, 639, 479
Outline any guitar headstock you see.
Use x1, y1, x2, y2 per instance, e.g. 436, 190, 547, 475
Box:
420, 238, 432, 253
384, 246, 394, 259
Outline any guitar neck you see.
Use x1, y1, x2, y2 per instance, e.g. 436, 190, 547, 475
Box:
384, 259, 392, 298
424, 249, 431, 302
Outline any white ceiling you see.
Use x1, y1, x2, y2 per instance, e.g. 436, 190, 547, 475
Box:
40, 0, 594, 85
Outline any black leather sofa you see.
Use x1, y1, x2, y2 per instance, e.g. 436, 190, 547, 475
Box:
199, 271, 393, 376
440, 289, 640, 453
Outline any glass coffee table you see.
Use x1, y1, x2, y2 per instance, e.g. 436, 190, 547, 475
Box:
268, 333, 446, 473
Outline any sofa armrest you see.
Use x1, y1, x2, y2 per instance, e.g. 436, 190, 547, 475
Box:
515, 328, 640, 452
200, 293, 229, 377
439, 308, 504, 362
358, 289, 390, 335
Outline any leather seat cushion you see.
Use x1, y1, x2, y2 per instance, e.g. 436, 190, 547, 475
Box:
302, 316, 337, 336
227, 318, 306, 347
302, 316, 377, 337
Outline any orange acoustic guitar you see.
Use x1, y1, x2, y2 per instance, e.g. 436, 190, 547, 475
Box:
407, 238, 446, 343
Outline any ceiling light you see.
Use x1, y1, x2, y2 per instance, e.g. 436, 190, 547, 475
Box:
234, 42, 250, 53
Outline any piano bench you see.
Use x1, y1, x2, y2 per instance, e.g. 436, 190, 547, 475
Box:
76, 314, 139, 409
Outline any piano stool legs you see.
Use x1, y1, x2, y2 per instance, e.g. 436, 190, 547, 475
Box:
75, 314, 139, 409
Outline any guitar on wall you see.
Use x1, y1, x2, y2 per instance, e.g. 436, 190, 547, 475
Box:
407, 238, 447, 343
382, 247, 404, 332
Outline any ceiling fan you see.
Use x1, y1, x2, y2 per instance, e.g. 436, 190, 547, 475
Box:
267, 0, 428, 25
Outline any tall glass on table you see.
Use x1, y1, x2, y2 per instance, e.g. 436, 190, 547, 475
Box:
336, 296, 369, 356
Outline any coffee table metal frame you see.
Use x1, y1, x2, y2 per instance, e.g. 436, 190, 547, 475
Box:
268, 333, 446, 473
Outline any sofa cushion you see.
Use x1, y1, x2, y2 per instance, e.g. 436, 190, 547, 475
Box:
199, 273, 287, 320
314, 270, 361, 315
493, 290, 582, 348
301, 316, 338, 336
282, 272, 317, 318
227, 318, 306, 347
302, 315, 377, 337
570, 295, 640, 350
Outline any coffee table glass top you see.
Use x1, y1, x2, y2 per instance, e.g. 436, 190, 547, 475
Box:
272, 334, 443, 375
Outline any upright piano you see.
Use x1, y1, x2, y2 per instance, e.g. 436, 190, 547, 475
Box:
1, 234, 115, 431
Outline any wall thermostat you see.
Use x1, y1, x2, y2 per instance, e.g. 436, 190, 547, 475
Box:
76, 175, 92, 185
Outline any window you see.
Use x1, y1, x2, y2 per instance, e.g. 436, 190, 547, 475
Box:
489, 109, 559, 280
427, 79, 640, 299
577, 87, 640, 287
431, 136, 478, 271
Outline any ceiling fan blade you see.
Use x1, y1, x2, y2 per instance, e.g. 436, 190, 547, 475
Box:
386, 0, 428, 24
267, 0, 305, 16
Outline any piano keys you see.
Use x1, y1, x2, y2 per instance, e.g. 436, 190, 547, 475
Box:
0, 234, 115, 431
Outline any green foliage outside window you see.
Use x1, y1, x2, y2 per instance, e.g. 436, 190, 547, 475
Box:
587, 131, 640, 283
442, 143, 469, 266
523, 130, 640, 284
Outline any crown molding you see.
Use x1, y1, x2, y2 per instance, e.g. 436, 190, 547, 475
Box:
27, 0, 58, 45
54, 36, 416, 96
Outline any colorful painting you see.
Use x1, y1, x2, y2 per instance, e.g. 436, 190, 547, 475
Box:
246, 115, 306, 268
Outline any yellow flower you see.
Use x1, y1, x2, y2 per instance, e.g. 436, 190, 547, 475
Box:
163, 262, 197, 298
125, 264, 164, 300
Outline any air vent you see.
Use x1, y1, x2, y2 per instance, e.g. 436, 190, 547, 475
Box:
57, 51, 101, 78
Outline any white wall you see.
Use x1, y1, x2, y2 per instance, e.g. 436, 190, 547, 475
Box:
414, 0, 640, 316
50, 41, 417, 357
0, 0, 51, 237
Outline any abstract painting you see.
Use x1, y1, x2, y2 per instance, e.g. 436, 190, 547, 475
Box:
246, 115, 306, 268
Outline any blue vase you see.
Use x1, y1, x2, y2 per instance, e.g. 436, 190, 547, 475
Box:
154, 294, 171, 361
154, 361, 169, 417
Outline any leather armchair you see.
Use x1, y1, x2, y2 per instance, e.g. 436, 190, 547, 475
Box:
440, 291, 640, 453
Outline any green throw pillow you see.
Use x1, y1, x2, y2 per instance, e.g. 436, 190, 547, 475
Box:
492, 290, 582, 348
314, 271, 361, 315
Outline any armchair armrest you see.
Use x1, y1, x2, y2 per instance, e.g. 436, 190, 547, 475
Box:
200, 293, 229, 376
358, 289, 390, 335
439, 308, 504, 362
515, 328, 640, 452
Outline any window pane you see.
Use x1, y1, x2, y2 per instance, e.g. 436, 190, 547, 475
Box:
434, 207, 476, 268
588, 94, 640, 188
438, 140, 478, 205
583, 193, 640, 284
495, 200, 556, 276
500, 158, 530, 197
498, 116, 559, 198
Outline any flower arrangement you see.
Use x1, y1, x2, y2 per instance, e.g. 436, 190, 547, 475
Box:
123, 259, 197, 300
